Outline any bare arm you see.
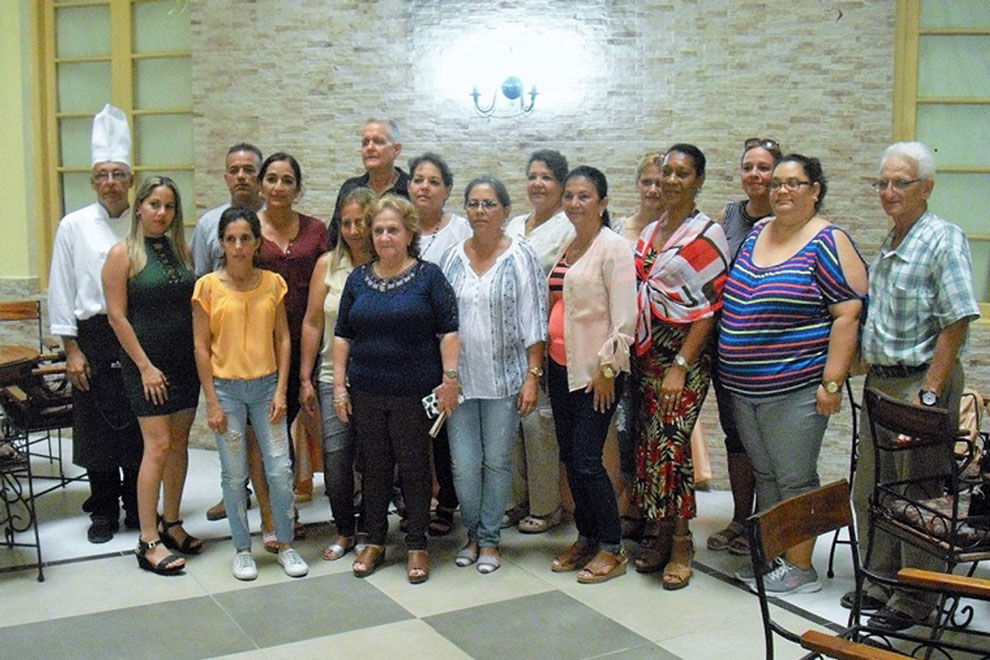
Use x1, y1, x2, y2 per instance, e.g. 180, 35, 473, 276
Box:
332, 336, 352, 422
299, 254, 330, 414
518, 341, 545, 417
921, 318, 970, 400
436, 331, 461, 415
103, 242, 168, 405
193, 300, 225, 433
270, 299, 291, 424
659, 315, 715, 416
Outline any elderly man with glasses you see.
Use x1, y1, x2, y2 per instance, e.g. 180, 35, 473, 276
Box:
48, 104, 143, 544
849, 141, 980, 631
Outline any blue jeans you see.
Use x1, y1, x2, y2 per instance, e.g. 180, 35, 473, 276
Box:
448, 395, 520, 547
318, 381, 359, 537
548, 360, 624, 550
214, 373, 294, 551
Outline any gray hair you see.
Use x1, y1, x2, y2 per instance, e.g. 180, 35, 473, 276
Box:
364, 118, 401, 143
881, 141, 935, 180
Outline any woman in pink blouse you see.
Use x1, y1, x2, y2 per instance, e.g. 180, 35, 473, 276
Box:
547, 166, 637, 584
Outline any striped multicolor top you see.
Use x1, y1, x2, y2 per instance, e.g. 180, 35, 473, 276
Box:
717, 222, 862, 397
548, 256, 570, 365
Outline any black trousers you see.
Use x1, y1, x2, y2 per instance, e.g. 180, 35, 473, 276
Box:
352, 389, 432, 550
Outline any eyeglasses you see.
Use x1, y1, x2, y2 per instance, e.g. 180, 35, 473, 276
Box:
743, 137, 782, 159
870, 178, 921, 192
769, 179, 811, 191
92, 170, 129, 182
465, 199, 500, 210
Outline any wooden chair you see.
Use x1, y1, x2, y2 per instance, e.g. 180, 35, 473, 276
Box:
747, 479, 914, 659
0, 300, 78, 494
826, 380, 863, 579
863, 387, 990, 569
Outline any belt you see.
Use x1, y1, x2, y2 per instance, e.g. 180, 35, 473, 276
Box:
869, 363, 928, 378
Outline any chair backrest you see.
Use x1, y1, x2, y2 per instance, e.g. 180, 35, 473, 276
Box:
863, 387, 955, 451
0, 300, 44, 353
748, 481, 861, 660
752, 479, 853, 563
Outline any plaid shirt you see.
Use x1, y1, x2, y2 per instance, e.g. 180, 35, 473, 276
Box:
862, 209, 980, 366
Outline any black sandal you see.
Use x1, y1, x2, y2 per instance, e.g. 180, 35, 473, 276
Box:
429, 506, 456, 536
135, 538, 185, 575
159, 516, 203, 555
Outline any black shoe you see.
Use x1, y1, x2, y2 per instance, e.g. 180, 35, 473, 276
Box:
87, 517, 119, 544
840, 590, 886, 611
123, 510, 140, 530
868, 605, 926, 632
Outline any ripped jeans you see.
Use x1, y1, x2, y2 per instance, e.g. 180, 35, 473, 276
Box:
213, 373, 294, 551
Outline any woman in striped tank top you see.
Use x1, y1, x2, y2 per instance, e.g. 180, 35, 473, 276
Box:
718, 154, 867, 595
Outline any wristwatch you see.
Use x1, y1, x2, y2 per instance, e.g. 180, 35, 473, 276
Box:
822, 380, 841, 394
444, 368, 459, 380
528, 365, 545, 379
600, 364, 616, 379
919, 389, 938, 407
673, 354, 689, 370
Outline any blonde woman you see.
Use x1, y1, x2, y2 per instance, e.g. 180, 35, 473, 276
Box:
103, 176, 199, 575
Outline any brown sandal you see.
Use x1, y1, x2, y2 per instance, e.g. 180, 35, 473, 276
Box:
407, 549, 430, 584
634, 521, 674, 574
662, 533, 694, 590
577, 549, 628, 584
352, 544, 385, 577
551, 541, 598, 572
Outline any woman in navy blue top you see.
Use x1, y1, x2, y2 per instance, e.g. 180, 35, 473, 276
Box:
332, 195, 460, 584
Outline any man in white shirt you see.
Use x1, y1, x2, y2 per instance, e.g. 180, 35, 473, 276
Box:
190, 143, 264, 276
48, 104, 143, 544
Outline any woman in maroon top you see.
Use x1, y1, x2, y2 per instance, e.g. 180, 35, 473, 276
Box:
253, 152, 329, 546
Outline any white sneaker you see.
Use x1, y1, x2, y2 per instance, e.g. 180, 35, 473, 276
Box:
278, 547, 309, 578
232, 551, 257, 581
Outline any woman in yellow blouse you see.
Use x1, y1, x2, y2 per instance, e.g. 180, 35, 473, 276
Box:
299, 187, 374, 561
192, 207, 308, 581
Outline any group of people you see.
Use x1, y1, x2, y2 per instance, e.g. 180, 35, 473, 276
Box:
49, 105, 980, 618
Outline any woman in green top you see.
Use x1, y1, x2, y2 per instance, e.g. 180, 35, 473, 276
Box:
103, 176, 200, 575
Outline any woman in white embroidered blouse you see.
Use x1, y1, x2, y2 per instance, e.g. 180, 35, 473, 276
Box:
439, 176, 548, 574
502, 149, 574, 534
547, 166, 637, 584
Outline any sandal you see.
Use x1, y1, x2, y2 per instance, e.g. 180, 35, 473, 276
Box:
707, 520, 747, 553
577, 549, 628, 584
551, 541, 598, 572
662, 533, 694, 590
455, 541, 479, 567
634, 521, 674, 574
429, 506, 456, 536
501, 505, 529, 529
158, 517, 203, 555
263, 531, 279, 554
322, 535, 355, 561
352, 544, 385, 577
477, 549, 501, 575
519, 507, 562, 534
407, 549, 430, 584
135, 537, 185, 575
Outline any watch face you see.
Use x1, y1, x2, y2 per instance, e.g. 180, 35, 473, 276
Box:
825, 381, 840, 394
921, 391, 938, 406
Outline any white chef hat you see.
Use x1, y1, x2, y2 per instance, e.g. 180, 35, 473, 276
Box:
90, 104, 131, 167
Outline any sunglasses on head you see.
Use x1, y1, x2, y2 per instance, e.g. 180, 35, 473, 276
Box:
743, 137, 782, 158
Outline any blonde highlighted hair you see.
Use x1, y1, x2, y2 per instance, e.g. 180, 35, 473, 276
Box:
364, 194, 421, 260
332, 187, 376, 270
126, 176, 190, 277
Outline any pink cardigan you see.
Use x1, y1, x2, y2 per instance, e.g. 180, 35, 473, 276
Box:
559, 227, 637, 392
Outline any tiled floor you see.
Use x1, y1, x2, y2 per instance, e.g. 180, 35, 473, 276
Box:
2, 443, 988, 660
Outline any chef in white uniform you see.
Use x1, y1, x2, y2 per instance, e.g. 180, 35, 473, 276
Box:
48, 104, 144, 544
